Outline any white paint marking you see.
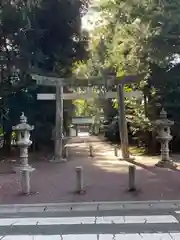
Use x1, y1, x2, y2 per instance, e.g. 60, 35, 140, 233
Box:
99, 235, 113, 240
115, 234, 142, 239
170, 232, 180, 240
96, 216, 124, 224
124, 216, 146, 224
1, 233, 180, 240
0, 219, 18, 226
175, 211, 180, 214
8, 217, 95, 226
140, 233, 172, 239
33, 236, 62, 240
124, 215, 177, 224
0, 214, 177, 227
3, 236, 33, 240
37, 216, 95, 225
62, 235, 97, 239
96, 215, 178, 224
145, 215, 178, 223
13, 218, 38, 226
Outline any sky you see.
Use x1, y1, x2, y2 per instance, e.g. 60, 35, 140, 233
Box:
82, 0, 102, 31
82, 9, 100, 30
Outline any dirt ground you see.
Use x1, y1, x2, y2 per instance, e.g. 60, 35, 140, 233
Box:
0, 137, 180, 204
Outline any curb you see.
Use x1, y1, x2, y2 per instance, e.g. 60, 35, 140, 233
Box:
0, 200, 180, 213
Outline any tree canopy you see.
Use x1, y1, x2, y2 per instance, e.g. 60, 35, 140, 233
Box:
72, 0, 180, 151
2, 0, 180, 153
0, 0, 89, 150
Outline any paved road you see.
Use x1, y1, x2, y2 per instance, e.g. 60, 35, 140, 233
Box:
0, 202, 180, 239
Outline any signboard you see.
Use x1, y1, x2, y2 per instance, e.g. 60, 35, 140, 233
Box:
104, 91, 142, 99
72, 117, 94, 125
37, 94, 56, 100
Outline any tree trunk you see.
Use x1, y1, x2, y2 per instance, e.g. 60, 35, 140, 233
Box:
3, 131, 11, 155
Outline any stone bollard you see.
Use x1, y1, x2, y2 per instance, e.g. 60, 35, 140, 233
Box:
128, 165, 136, 191
89, 144, 93, 157
21, 171, 30, 194
114, 146, 118, 157
75, 166, 84, 193
63, 146, 68, 159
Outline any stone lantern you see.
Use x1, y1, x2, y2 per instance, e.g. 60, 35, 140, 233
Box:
12, 113, 35, 194
154, 108, 175, 167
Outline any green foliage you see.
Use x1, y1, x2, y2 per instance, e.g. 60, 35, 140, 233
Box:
96, 0, 180, 73
73, 99, 98, 117
0, 0, 32, 98
0, 127, 3, 136
0, 0, 89, 97
73, 0, 180, 151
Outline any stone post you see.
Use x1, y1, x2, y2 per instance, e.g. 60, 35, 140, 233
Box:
114, 146, 118, 157
89, 144, 93, 157
63, 145, 68, 159
154, 109, 175, 167
128, 165, 136, 191
76, 125, 78, 136
12, 113, 35, 195
75, 166, 84, 193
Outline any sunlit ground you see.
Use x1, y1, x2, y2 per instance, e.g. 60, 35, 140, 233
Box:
69, 132, 180, 172
69, 133, 134, 173
78, 131, 90, 137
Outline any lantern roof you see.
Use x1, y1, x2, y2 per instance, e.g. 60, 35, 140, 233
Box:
12, 113, 34, 131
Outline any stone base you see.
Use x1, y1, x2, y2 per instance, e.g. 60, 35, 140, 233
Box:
118, 157, 135, 161
14, 165, 35, 173
74, 189, 86, 195
155, 159, 177, 169
128, 187, 136, 192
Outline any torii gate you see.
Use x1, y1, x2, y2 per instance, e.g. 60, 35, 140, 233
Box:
31, 73, 141, 162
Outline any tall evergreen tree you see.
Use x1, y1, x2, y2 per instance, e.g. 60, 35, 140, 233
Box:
0, 0, 89, 151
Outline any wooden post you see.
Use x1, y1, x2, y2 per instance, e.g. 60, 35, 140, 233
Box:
117, 84, 130, 159
55, 85, 64, 162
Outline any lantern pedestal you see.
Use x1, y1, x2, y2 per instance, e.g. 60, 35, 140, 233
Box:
15, 165, 35, 195
155, 136, 176, 167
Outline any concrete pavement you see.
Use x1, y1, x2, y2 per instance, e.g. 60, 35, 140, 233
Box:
1, 200, 180, 213
0, 201, 180, 238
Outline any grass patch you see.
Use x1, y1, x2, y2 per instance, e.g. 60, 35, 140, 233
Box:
129, 146, 146, 156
